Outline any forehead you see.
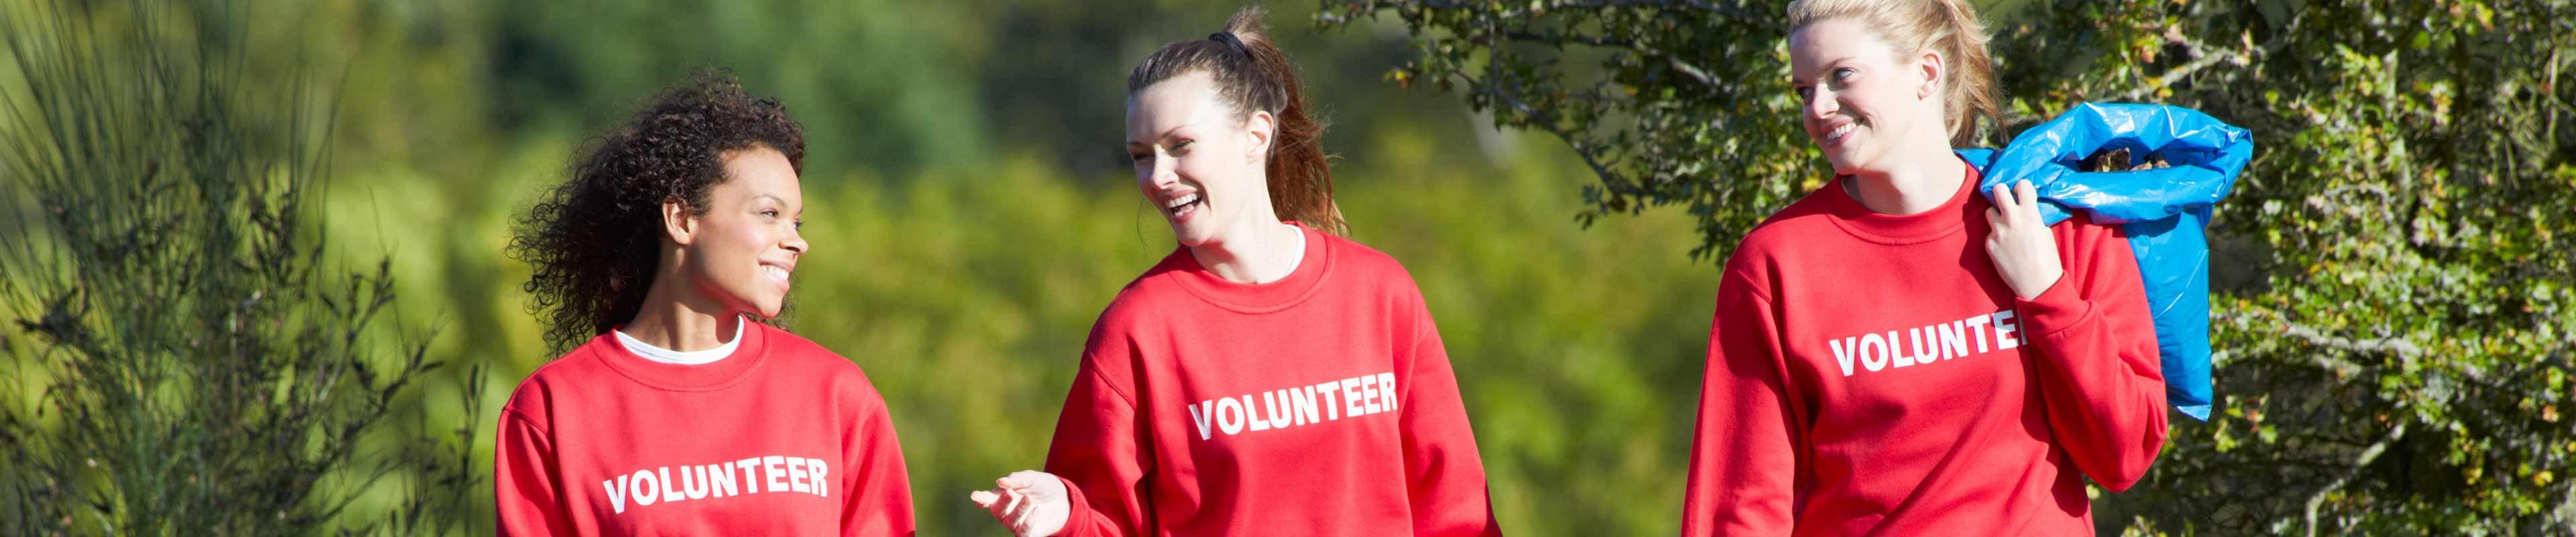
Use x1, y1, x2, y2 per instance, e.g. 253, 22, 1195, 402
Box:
715, 146, 801, 199
1788, 18, 1894, 71
1126, 71, 1230, 140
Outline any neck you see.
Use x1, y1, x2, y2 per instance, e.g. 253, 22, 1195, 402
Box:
1191, 217, 1303, 285
621, 273, 744, 352
1844, 135, 1966, 215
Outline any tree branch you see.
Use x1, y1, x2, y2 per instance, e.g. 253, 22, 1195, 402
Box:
2112, 42, 2250, 102
2301, 422, 2406, 537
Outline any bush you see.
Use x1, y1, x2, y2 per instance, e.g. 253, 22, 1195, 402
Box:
0, 1, 480, 534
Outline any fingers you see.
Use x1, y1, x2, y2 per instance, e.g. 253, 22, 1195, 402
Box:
971, 471, 1056, 531
1986, 183, 2012, 226
1012, 492, 1035, 530
1989, 181, 2042, 226
1007, 470, 1054, 487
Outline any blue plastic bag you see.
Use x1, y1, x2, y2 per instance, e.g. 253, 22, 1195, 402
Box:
1955, 103, 2254, 420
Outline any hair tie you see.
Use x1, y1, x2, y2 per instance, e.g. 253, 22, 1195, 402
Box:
1208, 32, 1248, 55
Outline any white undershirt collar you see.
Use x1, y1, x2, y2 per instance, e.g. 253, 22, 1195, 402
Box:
614, 315, 745, 365
1275, 224, 1307, 281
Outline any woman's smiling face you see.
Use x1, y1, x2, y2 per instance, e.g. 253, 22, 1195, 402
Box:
1790, 17, 1939, 176
1127, 70, 1275, 248
678, 146, 808, 319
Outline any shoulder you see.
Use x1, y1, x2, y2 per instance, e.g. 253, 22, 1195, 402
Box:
2051, 213, 2131, 242
499, 336, 614, 428
1093, 252, 1197, 334
1320, 232, 1419, 287
757, 325, 879, 385
1723, 189, 1843, 287
1332, 234, 1437, 324
754, 324, 893, 411
2049, 214, 2139, 271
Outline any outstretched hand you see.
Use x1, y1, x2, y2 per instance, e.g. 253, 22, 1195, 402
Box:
969, 470, 1071, 537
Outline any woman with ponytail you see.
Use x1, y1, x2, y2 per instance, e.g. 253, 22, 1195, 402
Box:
968, 7, 1500, 536
1680, 0, 2167, 534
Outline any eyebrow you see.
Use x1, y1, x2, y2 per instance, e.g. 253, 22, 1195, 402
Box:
1127, 123, 1192, 149
1790, 56, 1857, 83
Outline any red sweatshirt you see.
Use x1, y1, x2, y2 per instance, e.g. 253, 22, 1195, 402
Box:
1681, 162, 2169, 536
495, 322, 915, 536
1042, 223, 1501, 536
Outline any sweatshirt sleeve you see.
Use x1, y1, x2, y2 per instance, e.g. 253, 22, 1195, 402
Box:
495, 411, 579, 536
1042, 342, 1153, 537
1680, 268, 1806, 536
1397, 300, 1504, 536
2015, 222, 2169, 491
839, 387, 917, 536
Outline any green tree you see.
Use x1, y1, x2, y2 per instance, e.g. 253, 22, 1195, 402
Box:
0, 1, 482, 533
1320, 0, 2576, 534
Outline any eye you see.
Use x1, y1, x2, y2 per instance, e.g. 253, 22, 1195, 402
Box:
1793, 85, 1813, 101
1831, 67, 1856, 84
793, 219, 804, 231
1170, 140, 1194, 154
760, 209, 781, 219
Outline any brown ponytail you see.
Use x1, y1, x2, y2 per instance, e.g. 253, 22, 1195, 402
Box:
1788, 0, 2001, 146
1127, 6, 1346, 236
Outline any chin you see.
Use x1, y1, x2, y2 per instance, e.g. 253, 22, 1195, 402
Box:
1823, 147, 1876, 177
1822, 157, 1860, 177
1169, 224, 1217, 248
734, 293, 784, 320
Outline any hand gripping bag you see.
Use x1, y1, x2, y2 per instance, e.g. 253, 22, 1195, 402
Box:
1953, 103, 2255, 420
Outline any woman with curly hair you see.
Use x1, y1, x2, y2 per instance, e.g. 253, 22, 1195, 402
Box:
494, 72, 914, 536
967, 7, 1500, 537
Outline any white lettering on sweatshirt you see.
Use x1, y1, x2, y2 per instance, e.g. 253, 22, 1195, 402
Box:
1189, 371, 1398, 440
600, 454, 831, 514
1827, 309, 2024, 377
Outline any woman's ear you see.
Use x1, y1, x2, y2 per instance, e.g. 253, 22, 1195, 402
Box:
1917, 49, 1946, 100
661, 197, 698, 246
1243, 109, 1277, 162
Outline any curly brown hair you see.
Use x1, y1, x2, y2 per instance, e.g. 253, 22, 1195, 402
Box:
508, 70, 806, 353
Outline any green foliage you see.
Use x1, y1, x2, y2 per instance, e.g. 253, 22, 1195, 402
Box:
1320, 0, 2576, 534
0, 1, 481, 534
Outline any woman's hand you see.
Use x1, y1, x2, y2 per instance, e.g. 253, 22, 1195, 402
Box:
969, 470, 1071, 537
1984, 180, 2065, 300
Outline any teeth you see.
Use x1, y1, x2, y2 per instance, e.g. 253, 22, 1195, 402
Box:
1165, 194, 1199, 209
1829, 124, 1855, 139
762, 265, 789, 281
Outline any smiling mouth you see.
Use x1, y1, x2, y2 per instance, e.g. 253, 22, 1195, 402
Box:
1821, 122, 1857, 147
761, 264, 791, 289
1163, 193, 1203, 219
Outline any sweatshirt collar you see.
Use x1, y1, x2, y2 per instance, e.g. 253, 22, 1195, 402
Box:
1821, 157, 1988, 244
592, 320, 772, 391
1161, 222, 1334, 313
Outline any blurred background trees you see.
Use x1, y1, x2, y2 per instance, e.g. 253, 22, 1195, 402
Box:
1, 0, 2568, 534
